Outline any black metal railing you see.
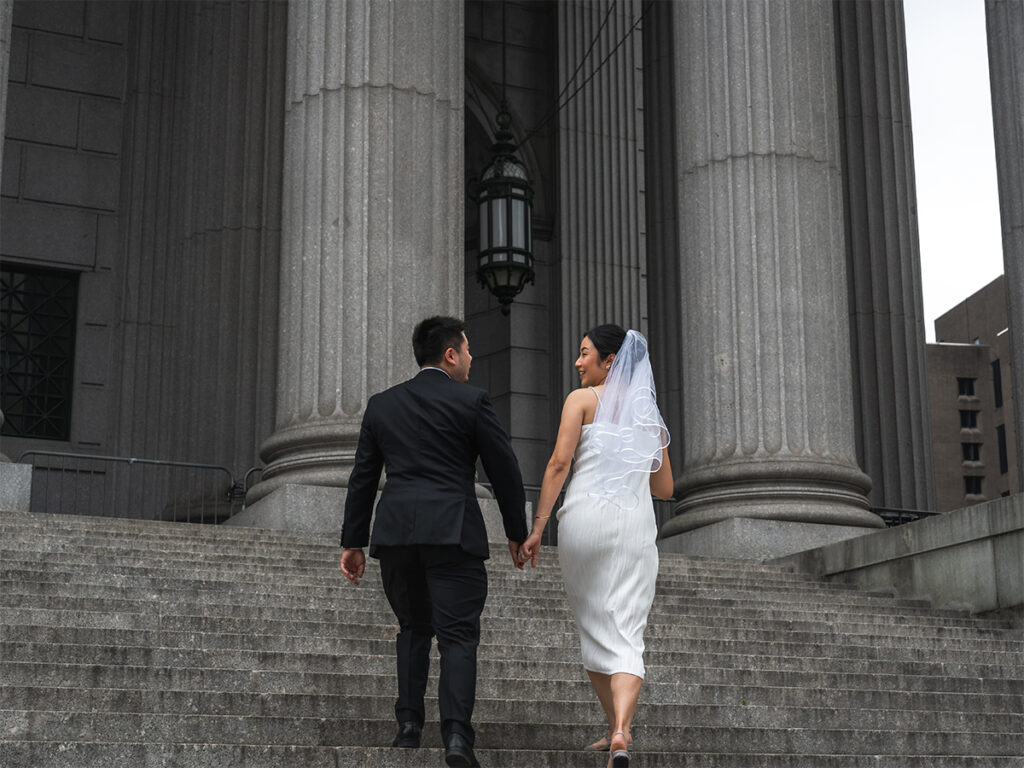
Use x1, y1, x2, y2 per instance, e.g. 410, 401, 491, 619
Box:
15, 450, 242, 524
872, 506, 941, 528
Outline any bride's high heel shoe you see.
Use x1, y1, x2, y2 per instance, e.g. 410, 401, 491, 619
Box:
609, 731, 630, 768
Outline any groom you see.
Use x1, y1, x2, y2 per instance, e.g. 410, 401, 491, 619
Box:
340, 316, 528, 768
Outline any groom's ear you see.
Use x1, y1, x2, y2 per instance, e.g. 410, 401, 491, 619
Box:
442, 346, 459, 366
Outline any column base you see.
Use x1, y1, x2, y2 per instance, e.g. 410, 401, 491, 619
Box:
227, 482, 524, 544
657, 516, 878, 561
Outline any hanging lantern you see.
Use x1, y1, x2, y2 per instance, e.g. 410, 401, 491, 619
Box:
476, 109, 534, 316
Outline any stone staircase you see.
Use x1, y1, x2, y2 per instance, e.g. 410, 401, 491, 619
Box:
0, 511, 1021, 767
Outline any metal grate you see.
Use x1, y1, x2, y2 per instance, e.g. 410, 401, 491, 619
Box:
1, 266, 79, 441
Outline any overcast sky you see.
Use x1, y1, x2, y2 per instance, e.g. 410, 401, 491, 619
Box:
903, 0, 1004, 342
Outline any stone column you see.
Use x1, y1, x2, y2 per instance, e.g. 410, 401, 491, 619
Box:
556, 0, 647, 394
117, 1, 283, 515
0, 0, 12, 461
985, 0, 1024, 486
658, 0, 881, 553
248, 0, 464, 504
642, 0, 684, 472
833, 0, 936, 511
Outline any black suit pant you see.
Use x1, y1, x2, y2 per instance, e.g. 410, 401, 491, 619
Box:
378, 544, 487, 746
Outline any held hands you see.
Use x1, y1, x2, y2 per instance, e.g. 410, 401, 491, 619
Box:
508, 540, 526, 570
340, 548, 366, 585
519, 531, 542, 568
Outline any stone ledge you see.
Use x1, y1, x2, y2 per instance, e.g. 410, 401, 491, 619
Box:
772, 494, 1024, 627
657, 517, 876, 561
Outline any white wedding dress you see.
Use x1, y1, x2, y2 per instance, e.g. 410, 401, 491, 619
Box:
556, 421, 659, 679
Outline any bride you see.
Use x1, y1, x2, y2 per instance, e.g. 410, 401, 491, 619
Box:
520, 325, 673, 768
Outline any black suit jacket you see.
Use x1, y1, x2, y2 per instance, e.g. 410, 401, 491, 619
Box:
341, 368, 528, 559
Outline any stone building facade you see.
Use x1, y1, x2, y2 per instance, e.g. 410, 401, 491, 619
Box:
928, 276, 1020, 511
2, 0, 1022, 558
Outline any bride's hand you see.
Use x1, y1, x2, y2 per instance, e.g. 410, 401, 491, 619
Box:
520, 531, 543, 568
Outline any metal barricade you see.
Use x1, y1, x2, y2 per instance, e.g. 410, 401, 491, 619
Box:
15, 450, 240, 524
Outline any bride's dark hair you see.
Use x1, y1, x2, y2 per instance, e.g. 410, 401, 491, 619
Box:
584, 324, 627, 362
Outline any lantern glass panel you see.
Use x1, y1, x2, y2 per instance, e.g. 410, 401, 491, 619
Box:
511, 199, 526, 248
491, 198, 507, 247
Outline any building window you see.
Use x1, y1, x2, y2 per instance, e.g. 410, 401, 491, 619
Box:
959, 410, 978, 429
957, 377, 976, 397
992, 360, 1003, 408
0, 266, 79, 441
997, 425, 1008, 475
961, 443, 981, 462
964, 476, 983, 495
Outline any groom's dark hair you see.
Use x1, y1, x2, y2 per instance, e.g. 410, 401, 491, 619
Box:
413, 316, 467, 366
584, 324, 627, 361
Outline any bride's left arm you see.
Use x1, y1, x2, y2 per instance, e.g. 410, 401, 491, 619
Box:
650, 447, 674, 500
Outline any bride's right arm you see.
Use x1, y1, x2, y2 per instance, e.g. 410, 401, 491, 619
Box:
526, 391, 586, 542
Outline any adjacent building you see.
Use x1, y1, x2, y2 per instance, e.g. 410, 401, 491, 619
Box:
927, 276, 1019, 511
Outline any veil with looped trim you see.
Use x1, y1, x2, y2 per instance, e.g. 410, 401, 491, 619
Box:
585, 329, 670, 508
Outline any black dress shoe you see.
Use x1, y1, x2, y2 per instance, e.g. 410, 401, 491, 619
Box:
391, 721, 421, 748
444, 733, 480, 767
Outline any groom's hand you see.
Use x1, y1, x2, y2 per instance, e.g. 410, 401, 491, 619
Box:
507, 540, 525, 571
340, 548, 366, 585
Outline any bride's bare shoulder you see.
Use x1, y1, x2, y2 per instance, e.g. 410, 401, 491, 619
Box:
563, 388, 595, 406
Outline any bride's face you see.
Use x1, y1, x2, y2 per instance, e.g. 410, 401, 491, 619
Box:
575, 336, 609, 387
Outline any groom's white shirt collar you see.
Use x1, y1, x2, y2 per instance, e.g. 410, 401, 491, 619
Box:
420, 366, 451, 379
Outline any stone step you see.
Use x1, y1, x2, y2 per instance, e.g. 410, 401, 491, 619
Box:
0, 543, 796, 588
2, 638, 1019, 681
4, 600, 1017, 653
3, 576, 1003, 627
8, 670, 1016, 714
2, 688, 1015, 724
4, 659, 1019, 697
0, 548, 874, 594
5, 623, 1017, 670
1, 709, 1018, 755
3, 741, 1022, 768
4, 514, 820, 574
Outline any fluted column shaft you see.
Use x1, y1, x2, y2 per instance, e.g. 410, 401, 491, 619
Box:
252, 0, 464, 500
118, 1, 283, 487
557, 0, 646, 394
661, 0, 879, 535
985, 0, 1024, 485
642, 0, 684, 471
834, 0, 935, 510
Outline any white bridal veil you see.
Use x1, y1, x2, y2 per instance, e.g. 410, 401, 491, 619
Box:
587, 329, 670, 507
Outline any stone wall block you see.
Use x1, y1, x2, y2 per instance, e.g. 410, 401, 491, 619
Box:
13, 0, 84, 36
0, 199, 97, 265
22, 145, 119, 210
4, 84, 78, 146
30, 35, 123, 98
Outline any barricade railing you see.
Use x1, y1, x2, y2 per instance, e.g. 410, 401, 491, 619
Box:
871, 506, 941, 527
15, 450, 241, 524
